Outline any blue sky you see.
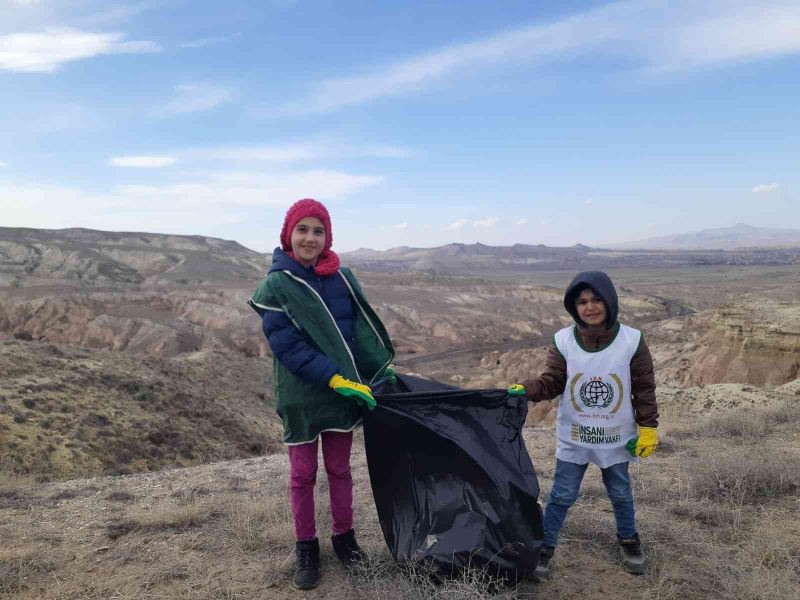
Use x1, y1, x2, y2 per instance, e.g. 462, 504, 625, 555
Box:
1, 0, 798, 252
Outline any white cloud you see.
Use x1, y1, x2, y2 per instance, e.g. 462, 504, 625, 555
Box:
185, 141, 413, 163
394, 222, 408, 230
752, 183, 780, 193
0, 27, 159, 73
473, 217, 499, 229
443, 219, 469, 231
180, 35, 236, 49
154, 83, 233, 117
584, 199, 594, 205
516, 218, 528, 226
0, 169, 383, 232
283, 0, 800, 115
0, 160, 8, 168
109, 155, 177, 168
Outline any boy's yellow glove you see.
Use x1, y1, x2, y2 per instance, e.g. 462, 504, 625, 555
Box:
328, 374, 376, 411
626, 426, 658, 458
507, 384, 526, 397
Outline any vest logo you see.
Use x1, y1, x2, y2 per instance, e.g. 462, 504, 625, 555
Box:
571, 424, 621, 444
569, 372, 625, 415
579, 376, 614, 409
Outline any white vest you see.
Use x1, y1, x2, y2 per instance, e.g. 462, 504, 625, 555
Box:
553, 323, 640, 468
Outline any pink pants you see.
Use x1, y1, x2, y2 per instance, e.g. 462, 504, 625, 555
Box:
288, 430, 354, 541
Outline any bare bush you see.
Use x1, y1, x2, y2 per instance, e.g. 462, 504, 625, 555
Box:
0, 548, 54, 594
688, 449, 800, 503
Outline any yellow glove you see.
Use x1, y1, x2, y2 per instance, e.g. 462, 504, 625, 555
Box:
507, 384, 526, 397
328, 374, 376, 411
626, 426, 658, 458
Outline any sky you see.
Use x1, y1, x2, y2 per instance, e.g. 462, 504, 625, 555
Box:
1, 0, 799, 253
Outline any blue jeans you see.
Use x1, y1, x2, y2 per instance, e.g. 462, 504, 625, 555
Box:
542, 458, 637, 547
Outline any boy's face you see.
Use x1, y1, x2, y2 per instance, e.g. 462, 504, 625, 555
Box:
290, 217, 326, 267
575, 288, 607, 327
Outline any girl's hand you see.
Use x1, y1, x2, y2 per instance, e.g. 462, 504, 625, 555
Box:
328, 374, 376, 410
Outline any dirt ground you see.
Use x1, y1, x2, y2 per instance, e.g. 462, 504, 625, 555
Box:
2, 383, 798, 600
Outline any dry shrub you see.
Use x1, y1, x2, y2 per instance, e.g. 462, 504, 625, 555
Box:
648, 518, 800, 600
342, 557, 523, 600
695, 410, 774, 439
107, 501, 215, 539
223, 498, 271, 552
689, 448, 800, 503
0, 548, 54, 594
105, 489, 136, 503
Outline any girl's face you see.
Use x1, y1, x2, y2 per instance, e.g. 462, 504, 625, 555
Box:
290, 217, 326, 267
575, 288, 607, 327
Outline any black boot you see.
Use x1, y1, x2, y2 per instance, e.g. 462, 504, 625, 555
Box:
618, 534, 645, 575
293, 538, 321, 590
331, 529, 368, 570
532, 545, 555, 582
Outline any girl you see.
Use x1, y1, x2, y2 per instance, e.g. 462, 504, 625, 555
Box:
249, 199, 394, 590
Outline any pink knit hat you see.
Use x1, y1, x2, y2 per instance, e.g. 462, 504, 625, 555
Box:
280, 198, 333, 252
279, 198, 340, 276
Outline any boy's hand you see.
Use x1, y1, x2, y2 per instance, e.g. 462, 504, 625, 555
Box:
328, 374, 376, 410
626, 426, 658, 458
507, 384, 526, 397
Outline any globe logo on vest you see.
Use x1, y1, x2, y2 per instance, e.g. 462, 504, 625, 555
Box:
579, 376, 615, 409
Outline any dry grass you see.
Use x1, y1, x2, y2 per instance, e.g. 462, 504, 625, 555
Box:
688, 448, 800, 503
106, 500, 217, 539
2, 393, 799, 600
0, 548, 54, 595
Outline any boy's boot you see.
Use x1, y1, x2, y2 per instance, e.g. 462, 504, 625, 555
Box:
618, 534, 645, 575
532, 545, 555, 582
331, 529, 368, 570
293, 538, 321, 590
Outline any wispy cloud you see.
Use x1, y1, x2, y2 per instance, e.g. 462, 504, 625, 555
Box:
0, 27, 159, 73
154, 82, 234, 116
443, 219, 469, 231
180, 35, 237, 49
516, 218, 528, 226
473, 217, 499, 229
752, 182, 780, 193
584, 198, 594, 205
283, 0, 800, 115
185, 141, 414, 163
109, 155, 177, 168
0, 169, 383, 231
0, 160, 8, 168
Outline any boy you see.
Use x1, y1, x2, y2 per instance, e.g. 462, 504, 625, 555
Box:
510, 271, 658, 579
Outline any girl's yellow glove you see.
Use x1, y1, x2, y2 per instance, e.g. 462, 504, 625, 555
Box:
626, 426, 658, 458
328, 374, 376, 410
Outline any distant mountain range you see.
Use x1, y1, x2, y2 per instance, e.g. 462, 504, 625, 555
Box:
610, 223, 800, 250
1, 224, 799, 283
0, 227, 265, 285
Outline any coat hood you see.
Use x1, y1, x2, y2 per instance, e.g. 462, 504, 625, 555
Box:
563, 271, 619, 329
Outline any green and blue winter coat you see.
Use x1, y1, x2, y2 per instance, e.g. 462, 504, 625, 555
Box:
249, 248, 394, 444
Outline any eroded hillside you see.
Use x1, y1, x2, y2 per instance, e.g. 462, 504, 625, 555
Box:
0, 341, 281, 480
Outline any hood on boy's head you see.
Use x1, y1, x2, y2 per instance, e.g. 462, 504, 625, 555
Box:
563, 271, 619, 329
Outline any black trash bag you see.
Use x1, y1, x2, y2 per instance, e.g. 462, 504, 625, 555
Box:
365, 372, 543, 583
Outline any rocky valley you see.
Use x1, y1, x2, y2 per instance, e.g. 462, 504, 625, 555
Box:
1, 227, 799, 599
